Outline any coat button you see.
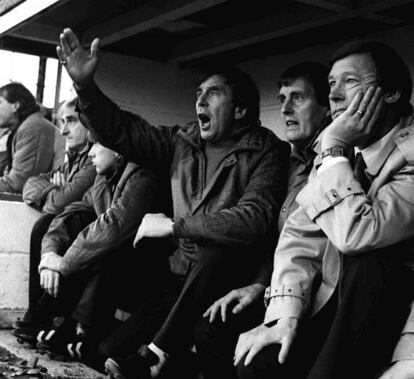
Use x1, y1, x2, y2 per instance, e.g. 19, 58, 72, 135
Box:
282, 207, 286, 212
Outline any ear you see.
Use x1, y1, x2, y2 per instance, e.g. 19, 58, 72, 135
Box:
384, 90, 401, 105
234, 106, 247, 121
11, 101, 20, 113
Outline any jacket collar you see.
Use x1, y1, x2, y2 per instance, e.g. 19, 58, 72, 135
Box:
177, 122, 264, 153
357, 115, 412, 177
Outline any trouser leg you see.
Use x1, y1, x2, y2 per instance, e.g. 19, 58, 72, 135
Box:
238, 253, 412, 379
194, 301, 265, 379
307, 253, 413, 379
152, 245, 256, 355
98, 274, 182, 359
72, 238, 172, 336
28, 213, 55, 312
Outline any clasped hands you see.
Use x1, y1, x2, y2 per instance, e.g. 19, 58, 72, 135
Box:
322, 85, 384, 152
50, 171, 66, 187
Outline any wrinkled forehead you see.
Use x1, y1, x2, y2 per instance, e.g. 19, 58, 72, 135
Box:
61, 103, 78, 118
279, 77, 317, 98
329, 53, 377, 79
199, 74, 230, 91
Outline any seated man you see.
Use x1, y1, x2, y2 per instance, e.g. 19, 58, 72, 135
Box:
194, 61, 330, 379
235, 41, 414, 379
0, 82, 64, 193
14, 139, 161, 365
56, 28, 290, 378
15, 97, 96, 330
23, 97, 96, 215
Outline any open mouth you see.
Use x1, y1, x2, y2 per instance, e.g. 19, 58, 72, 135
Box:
198, 113, 211, 126
197, 113, 211, 128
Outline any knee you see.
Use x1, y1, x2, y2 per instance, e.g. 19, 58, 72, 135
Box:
98, 338, 113, 359
193, 317, 216, 350
237, 357, 258, 379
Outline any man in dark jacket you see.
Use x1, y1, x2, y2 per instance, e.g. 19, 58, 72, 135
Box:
56, 28, 290, 378
193, 61, 330, 379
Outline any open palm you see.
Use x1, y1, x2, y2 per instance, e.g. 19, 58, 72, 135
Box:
57, 28, 100, 87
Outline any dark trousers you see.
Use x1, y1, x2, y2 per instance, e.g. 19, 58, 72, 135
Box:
33, 238, 170, 340
237, 254, 413, 379
26, 210, 96, 323
27, 213, 56, 313
99, 245, 258, 358
194, 300, 266, 379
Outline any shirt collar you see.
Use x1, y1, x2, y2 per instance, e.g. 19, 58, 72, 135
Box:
355, 120, 402, 177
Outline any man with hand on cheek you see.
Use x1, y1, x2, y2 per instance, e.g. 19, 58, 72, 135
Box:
236, 41, 414, 379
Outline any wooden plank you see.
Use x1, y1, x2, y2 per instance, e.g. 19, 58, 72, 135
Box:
8, 22, 61, 44
293, 0, 404, 25
0, 0, 69, 36
171, 0, 413, 62
82, 0, 228, 46
291, 0, 350, 12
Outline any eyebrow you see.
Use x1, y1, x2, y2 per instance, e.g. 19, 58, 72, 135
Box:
198, 83, 223, 92
277, 90, 304, 99
328, 70, 359, 80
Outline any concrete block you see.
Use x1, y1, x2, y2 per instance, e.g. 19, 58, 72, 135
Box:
0, 200, 41, 253
0, 200, 41, 325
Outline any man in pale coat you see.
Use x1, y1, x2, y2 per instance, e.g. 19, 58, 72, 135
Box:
235, 41, 414, 379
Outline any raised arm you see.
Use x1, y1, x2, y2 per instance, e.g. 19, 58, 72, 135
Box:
57, 28, 176, 170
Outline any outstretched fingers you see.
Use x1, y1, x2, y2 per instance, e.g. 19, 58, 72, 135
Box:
63, 28, 82, 51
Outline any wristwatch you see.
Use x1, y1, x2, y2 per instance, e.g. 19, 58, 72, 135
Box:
321, 146, 346, 159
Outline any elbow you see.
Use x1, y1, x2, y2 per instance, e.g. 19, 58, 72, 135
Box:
332, 237, 369, 256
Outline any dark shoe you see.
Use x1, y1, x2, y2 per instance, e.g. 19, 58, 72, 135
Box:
13, 310, 51, 330
13, 315, 52, 345
13, 327, 40, 345
105, 345, 158, 379
36, 317, 77, 360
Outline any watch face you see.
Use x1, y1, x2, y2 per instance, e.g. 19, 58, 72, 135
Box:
322, 146, 345, 159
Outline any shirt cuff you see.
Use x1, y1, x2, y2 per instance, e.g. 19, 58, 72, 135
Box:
264, 294, 307, 325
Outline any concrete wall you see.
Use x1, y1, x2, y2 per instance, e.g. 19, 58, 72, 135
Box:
0, 200, 41, 326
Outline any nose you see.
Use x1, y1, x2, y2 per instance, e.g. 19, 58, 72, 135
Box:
60, 122, 69, 136
329, 82, 344, 103
281, 99, 293, 116
196, 92, 208, 108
